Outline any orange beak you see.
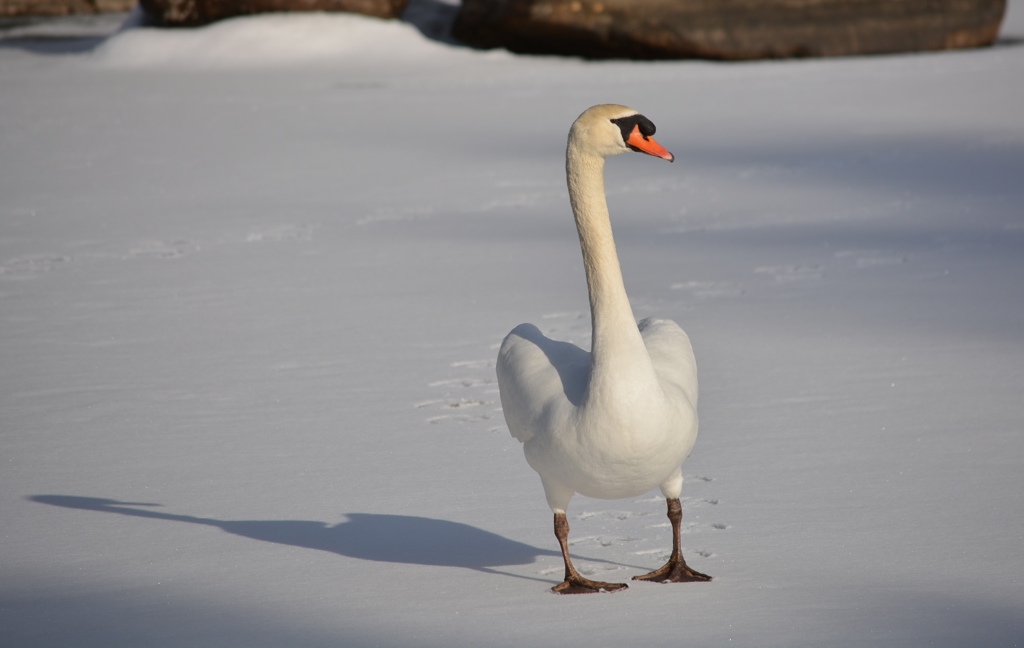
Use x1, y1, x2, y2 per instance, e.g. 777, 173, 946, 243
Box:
626, 125, 674, 162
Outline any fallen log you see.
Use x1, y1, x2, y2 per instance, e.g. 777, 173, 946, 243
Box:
453, 0, 1007, 60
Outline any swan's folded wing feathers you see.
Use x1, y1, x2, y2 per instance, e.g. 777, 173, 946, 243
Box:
496, 323, 588, 445
639, 317, 698, 407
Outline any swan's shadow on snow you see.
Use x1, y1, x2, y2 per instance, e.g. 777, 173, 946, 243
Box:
29, 495, 611, 582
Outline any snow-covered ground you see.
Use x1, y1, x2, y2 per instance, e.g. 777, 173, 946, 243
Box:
2, 2, 1023, 646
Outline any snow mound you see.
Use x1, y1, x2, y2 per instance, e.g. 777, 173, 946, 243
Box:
92, 11, 456, 68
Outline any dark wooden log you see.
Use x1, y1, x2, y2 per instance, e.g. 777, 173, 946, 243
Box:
453, 0, 1007, 60
138, 0, 409, 27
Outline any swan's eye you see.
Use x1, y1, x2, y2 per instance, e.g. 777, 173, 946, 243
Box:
611, 114, 657, 143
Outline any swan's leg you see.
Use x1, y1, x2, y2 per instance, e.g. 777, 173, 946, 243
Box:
551, 513, 628, 594
633, 498, 712, 583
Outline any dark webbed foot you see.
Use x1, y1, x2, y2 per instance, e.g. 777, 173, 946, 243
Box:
553, 575, 628, 594
633, 497, 712, 584
633, 558, 711, 583
551, 512, 628, 594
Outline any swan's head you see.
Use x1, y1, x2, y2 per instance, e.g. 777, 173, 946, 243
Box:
568, 104, 674, 162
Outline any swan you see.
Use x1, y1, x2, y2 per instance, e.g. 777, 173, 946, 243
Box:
496, 104, 711, 594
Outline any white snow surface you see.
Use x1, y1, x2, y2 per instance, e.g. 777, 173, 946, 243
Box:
92, 9, 470, 67
2, 2, 1023, 646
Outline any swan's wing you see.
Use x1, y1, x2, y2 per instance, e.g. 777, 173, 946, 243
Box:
496, 323, 589, 444
639, 317, 698, 408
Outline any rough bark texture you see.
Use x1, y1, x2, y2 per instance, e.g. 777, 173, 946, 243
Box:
1, 0, 135, 16
453, 0, 1007, 60
137, 0, 409, 26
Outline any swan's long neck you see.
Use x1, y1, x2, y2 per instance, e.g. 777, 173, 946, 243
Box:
567, 144, 652, 385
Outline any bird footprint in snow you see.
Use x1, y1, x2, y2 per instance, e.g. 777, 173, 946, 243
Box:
0, 254, 72, 278
421, 358, 501, 426
128, 240, 194, 259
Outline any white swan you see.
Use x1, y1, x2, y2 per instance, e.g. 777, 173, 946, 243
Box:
496, 104, 711, 594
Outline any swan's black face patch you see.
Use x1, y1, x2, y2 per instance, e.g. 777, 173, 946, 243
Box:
611, 113, 657, 150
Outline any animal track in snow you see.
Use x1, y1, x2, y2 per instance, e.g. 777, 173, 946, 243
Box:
445, 398, 490, 409
577, 510, 652, 522
357, 206, 435, 226
416, 397, 496, 409
855, 256, 907, 268
0, 254, 72, 278
754, 264, 824, 283
422, 356, 501, 426
671, 280, 745, 298
128, 240, 194, 259
246, 224, 313, 243
427, 377, 493, 388
834, 249, 909, 269
425, 399, 494, 424
450, 359, 493, 369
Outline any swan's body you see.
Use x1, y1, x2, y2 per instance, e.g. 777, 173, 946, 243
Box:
499, 318, 696, 504
496, 104, 710, 593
